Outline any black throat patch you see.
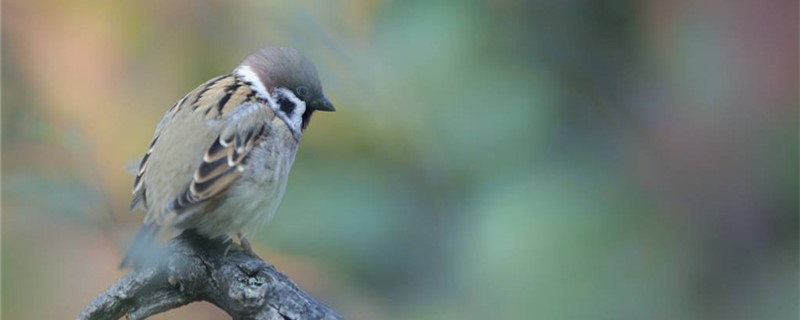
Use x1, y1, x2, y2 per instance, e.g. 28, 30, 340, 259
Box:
301, 110, 314, 130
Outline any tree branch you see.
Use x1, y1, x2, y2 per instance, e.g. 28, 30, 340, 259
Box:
78, 231, 342, 320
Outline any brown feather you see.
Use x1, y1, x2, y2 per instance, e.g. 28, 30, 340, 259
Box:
130, 136, 160, 210
164, 74, 274, 213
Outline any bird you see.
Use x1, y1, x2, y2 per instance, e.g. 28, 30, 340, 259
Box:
120, 47, 335, 269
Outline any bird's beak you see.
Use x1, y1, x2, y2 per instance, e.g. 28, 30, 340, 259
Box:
311, 96, 336, 112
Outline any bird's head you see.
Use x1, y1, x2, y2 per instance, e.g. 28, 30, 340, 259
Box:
235, 47, 335, 131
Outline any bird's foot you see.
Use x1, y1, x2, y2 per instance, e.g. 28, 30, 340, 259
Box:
222, 233, 260, 258
237, 233, 259, 258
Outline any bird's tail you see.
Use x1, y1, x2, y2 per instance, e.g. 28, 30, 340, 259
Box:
119, 222, 162, 269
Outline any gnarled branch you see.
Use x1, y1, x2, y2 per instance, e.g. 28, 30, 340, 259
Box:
78, 231, 341, 320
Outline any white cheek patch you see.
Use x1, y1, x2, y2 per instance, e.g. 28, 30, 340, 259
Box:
232, 66, 304, 139
272, 87, 306, 135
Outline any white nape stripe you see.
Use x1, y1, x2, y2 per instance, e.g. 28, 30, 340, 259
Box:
233, 66, 270, 101
273, 87, 306, 133
233, 66, 304, 138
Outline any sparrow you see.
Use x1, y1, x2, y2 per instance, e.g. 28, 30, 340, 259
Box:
121, 47, 335, 269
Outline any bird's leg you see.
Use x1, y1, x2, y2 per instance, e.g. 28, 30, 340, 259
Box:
237, 232, 259, 258
223, 237, 235, 258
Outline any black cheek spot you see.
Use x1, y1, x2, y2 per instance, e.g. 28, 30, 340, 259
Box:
278, 96, 295, 115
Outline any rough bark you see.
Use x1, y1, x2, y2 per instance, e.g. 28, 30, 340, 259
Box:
78, 231, 341, 320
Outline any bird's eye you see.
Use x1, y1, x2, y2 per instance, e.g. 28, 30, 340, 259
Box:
296, 86, 310, 97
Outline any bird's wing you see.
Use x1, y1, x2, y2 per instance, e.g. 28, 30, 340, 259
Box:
130, 74, 275, 214
168, 101, 274, 212
129, 135, 157, 211
129, 75, 226, 211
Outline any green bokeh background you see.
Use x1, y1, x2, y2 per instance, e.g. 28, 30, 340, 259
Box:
2, 0, 797, 319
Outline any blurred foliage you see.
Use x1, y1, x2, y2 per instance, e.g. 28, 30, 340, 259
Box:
2, 0, 797, 319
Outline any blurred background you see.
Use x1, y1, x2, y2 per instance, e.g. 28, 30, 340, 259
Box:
2, 0, 797, 319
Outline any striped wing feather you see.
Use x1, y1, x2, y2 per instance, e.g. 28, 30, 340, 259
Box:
130, 73, 273, 214
169, 123, 269, 211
